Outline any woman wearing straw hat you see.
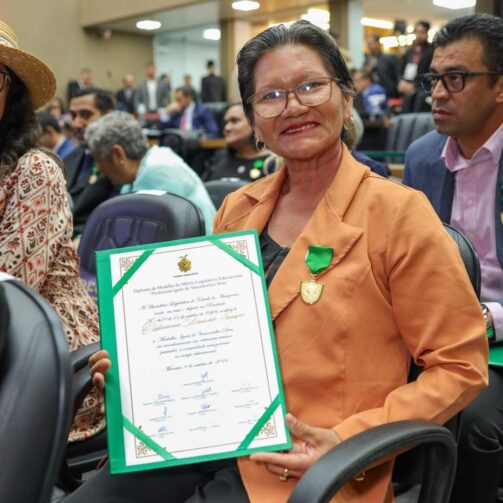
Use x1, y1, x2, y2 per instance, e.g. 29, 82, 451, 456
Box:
0, 20, 104, 442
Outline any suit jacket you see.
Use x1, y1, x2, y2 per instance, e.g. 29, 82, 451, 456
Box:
201, 73, 226, 103
214, 145, 488, 502
63, 147, 119, 234
116, 88, 137, 114
135, 78, 171, 112
163, 103, 219, 138
55, 137, 76, 159
364, 53, 401, 98
400, 44, 434, 84
403, 130, 503, 272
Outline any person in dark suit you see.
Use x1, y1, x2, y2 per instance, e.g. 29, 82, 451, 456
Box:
115, 74, 136, 114
66, 87, 119, 236
67, 67, 93, 105
36, 111, 76, 159
403, 14, 503, 503
162, 85, 219, 138
135, 62, 170, 113
201, 60, 226, 103
363, 34, 401, 98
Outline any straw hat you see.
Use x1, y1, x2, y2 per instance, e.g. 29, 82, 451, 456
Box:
0, 20, 56, 110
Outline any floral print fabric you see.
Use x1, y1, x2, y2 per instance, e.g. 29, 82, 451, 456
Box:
0, 149, 104, 442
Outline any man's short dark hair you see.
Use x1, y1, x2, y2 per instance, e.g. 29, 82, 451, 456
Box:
72, 87, 115, 114
433, 14, 503, 85
175, 86, 194, 99
36, 111, 61, 133
207, 60, 215, 68
416, 20, 431, 32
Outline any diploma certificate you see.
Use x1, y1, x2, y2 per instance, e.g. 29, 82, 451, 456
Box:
96, 230, 291, 474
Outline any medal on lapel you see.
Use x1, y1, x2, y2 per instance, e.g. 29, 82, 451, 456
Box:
88, 162, 99, 185
300, 245, 333, 304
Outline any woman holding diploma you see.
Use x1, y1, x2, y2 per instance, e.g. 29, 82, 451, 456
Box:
74, 20, 488, 503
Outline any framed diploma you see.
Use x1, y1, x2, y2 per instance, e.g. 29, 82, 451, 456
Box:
96, 230, 291, 474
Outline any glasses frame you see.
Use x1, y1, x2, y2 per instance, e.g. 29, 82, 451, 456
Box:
420, 71, 503, 94
247, 76, 340, 119
0, 70, 11, 93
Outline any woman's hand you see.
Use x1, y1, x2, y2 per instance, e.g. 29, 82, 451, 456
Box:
249, 413, 341, 480
88, 349, 111, 392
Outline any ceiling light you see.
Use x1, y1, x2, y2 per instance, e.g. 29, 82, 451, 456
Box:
203, 28, 221, 41
232, 1, 260, 11
301, 8, 330, 30
136, 20, 161, 30
361, 17, 394, 30
433, 0, 476, 8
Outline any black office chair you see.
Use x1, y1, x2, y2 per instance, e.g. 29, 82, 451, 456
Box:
288, 223, 481, 503
0, 276, 72, 503
159, 128, 207, 176
204, 178, 249, 209
59, 191, 206, 489
385, 112, 435, 163
78, 191, 206, 302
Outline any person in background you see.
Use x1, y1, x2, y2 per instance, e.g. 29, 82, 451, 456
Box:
136, 62, 170, 114
398, 20, 434, 113
352, 69, 388, 116
66, 20, 487, 503
403, 13, 503, 503
85, 111, 216, 235
163, 85, 219, 138
205, 103, 271, 181
116, 73, 136, 114
0, 18, 103, 445
201, 59, 226, 103
363, 33, 401, 99
183, 73, 198, 102
36, 111, 76, 158
67, 67, 93, 104
65, 87, 119, 236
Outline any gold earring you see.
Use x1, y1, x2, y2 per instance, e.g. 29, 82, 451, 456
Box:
255, 139, 267, 152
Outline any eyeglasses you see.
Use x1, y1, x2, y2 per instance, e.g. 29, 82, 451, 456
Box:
420, 71, 503, 94
247, 77, 340, 119
0, 70, 11, 92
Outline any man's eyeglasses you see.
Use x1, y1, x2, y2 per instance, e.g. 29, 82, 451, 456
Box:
0, 70, 11, 92
247, 77, 341, 119
420, 71, 503, 94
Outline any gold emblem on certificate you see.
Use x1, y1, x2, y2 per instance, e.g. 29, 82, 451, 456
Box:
177, 255, 191, 272
300, 279, 324, 304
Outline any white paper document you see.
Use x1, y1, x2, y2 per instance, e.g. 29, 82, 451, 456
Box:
96, 231, 291, 474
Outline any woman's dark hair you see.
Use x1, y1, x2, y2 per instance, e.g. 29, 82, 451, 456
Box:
0, 69, 39, 170
433, 14, 503, 85
237, 20, 354, 126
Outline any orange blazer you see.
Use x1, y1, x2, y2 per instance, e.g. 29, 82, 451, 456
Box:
213, 145, 488, 502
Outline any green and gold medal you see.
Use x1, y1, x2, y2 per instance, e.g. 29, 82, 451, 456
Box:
300, 245, 333, 304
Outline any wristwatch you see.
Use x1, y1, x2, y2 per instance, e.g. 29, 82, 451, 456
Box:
481, 303, 496, 342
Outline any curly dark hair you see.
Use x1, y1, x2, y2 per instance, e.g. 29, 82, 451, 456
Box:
0, 69, 39, 171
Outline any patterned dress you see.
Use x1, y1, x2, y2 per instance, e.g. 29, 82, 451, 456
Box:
0, 149, 104, 442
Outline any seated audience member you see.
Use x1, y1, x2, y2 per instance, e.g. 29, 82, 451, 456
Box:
353, 69, 388, 116
403, 13, 503, 503
66, 20, 487, 503
397, 20, 434, 113
85, 111, 216, 235
0, 19, 103, 444
116, 73, 136, 114
36, 111, 76, 158
65, 87, 119, 236
162, 85, 219, 138
363, 33, 401, 99
206, 103, 271, 181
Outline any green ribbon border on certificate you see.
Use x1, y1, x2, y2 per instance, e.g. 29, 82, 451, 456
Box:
97, 230, 290, 473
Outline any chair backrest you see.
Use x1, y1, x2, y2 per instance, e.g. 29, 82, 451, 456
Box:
0, 275, 72, 503
385, 112, 434, 162
204, 179, 249, 209
202, 101, 228, 135
78, 191, 206, 299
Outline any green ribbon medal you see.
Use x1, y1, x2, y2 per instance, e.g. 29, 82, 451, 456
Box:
249, 159, 265, 180
300, 245, 334, 304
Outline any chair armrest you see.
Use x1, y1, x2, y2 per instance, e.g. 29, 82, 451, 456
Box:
70, 342, 100, 416
70, 341, 100, 371
287, 420, 456, 503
